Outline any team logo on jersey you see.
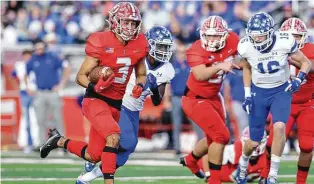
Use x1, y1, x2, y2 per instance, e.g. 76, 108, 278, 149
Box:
156, 72, 162, 77
105, 47, 114, 53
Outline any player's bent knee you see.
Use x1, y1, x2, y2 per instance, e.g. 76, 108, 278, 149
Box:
86, 150, 101, 163
247, 139, 259, 150
273, 121, 286, 132
84, 152, 98, 163
106, 133, 120, 148
299, 137, 314, 153
212, 129, 230, 145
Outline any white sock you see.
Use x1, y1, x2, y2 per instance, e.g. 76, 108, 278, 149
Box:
239, 153, 250, 170
80, 166, 102, 182
269, 154, 281, 178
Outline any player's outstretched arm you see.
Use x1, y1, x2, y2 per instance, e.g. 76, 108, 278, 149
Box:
289, 57, 314, 73
191, 64, 221, 81
151, 83, 166, 106
192, 62, 239, 81
131, 58, 147, 98
290, 50, 312, 74
242, 58, 252, 114
134, 58, 147, 86
76, 56, 99, 88
242, 59, 251, 89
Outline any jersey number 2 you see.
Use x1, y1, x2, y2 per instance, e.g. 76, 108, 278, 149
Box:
115, 57, 131, 84
257, 61, 279, 74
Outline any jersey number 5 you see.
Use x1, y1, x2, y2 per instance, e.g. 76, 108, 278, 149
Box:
115, 57, 131, 84
257, 61, 280, 74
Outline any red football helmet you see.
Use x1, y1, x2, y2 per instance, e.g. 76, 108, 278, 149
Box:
280, 18, 308, 48
200, 16, 229, 52
109, 2, 142, 41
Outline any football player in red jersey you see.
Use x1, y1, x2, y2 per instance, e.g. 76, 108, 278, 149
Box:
179, 16, 240, 184
39, 2, 147, 184
260, 18, 314, 184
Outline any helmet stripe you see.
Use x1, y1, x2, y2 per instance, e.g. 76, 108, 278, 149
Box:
210, 16, 215, 28
128, 2, 136, 17
291, 18, 296, 31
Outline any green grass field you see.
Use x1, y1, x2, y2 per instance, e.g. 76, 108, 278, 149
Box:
1, 151, 313, 184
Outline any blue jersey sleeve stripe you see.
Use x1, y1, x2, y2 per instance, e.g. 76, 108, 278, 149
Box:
290, 40, 298, 53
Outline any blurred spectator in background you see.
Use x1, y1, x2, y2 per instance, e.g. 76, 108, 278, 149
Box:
25, 40, 71, 148
143, 1, 170, 31
170, 42, 203, 155
307, 13, 314, 42
223, 69, 248, 136
11, 50, 39, 153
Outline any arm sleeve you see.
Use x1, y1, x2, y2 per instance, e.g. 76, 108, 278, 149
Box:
282, 33, 298, 54
237, 37, 248, 59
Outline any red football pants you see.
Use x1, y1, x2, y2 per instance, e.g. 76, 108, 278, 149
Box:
82, 98, 120, 161
182, 96, 230, 145
268, 99, 314, 153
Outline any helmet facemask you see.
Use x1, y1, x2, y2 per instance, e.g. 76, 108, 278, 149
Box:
247, 28, 274, 52
148, 38, 173, 62
111, 15, 141, 41
200, 30, 228, 52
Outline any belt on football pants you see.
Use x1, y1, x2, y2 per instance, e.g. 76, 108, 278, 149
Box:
84, 88, 122, 110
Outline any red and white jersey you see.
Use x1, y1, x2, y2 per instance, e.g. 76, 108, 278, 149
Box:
185, 31, 239, 98
85, 31, 148, 100
290, 43, 314, 103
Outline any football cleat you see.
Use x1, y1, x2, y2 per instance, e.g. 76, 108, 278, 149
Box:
266, 175, 277, 184
40, 129, 62, 158
179, 157, 205, 179
84, 161, 96, 173
258, 177, 266, 184
76, 174, 90, 184
235, 166, 247, 184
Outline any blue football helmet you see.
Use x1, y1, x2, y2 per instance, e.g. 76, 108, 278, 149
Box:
145, 25, 174, 62
246, 12, 275, 52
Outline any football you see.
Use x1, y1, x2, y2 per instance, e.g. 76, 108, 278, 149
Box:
88, 66, 114, 83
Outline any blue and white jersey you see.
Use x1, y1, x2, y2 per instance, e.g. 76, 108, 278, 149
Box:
238, 31, 298, 88
122, 60, 175, 111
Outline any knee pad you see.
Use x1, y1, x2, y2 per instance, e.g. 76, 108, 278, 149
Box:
299, 136, 313, 153
87, 149, 101, 162
211, 129, 230, 145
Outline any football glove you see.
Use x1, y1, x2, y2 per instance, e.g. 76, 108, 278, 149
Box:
285, 71, 306, 93
242, 97, 252, 115
147, 73, 158, 90
94, 73, 115, 93
132, 83, 144, 98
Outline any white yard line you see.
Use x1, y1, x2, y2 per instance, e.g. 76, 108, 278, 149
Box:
0, 151, 303, 161
1, 158, 180, 166
0, 175, 304, 182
